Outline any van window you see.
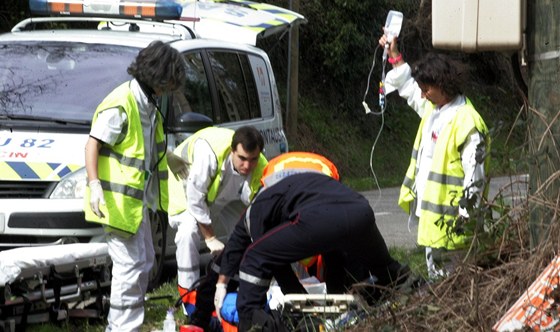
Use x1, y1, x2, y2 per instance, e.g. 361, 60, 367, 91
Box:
208, 51, 261, 124
248, 54, 273, 118
172, 52, 212, 120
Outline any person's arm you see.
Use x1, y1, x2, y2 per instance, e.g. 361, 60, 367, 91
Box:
219, 212, 253, 277
459, 129, 486, 217
85, 137, 106, 218
166, 150, 189, 179
217, 274, 230, 285
186, 139, 218, 234
214, 213, 252, 321
379, 31, 404, 68
85, 137, 102, 183
85, 108, 126, 218
185, 139, 227, 254
378, 33, 430, 117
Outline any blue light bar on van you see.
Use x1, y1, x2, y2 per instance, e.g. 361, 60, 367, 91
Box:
29, 0, 183, 20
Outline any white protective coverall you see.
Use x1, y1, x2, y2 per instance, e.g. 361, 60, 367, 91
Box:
384, 63, 486, 278
89, 79, 160, 331
169, 138, 253, 291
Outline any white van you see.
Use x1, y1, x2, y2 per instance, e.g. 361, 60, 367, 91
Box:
0, 0, 305, 286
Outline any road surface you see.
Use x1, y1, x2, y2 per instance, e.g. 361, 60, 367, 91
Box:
362, 175, 528, 249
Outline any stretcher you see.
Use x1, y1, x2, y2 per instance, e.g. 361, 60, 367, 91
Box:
281, 293, 364, 330
0, 243, 112, 331
256, 279, 363, 331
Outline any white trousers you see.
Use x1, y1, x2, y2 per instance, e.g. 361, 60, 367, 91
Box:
170, 211, 201, 290
105, 208, 155, 332
170, 201, 245, 290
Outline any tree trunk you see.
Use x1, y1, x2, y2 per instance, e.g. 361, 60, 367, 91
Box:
527, 0, 560, 247
287, 0, 300, 140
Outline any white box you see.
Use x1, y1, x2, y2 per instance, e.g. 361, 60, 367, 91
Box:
432, 0, 525, 52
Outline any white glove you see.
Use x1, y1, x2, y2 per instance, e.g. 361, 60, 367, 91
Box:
205, 236, 225, 255
214, 282, 227, 322
167, 151, 189, 180
89, 179, 105, 218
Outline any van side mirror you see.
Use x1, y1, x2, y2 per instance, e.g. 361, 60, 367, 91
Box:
170, 112, 214, 133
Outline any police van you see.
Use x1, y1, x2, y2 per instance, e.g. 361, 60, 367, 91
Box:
0, 0, 304, 285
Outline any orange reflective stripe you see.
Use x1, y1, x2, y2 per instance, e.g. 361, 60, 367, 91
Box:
178, 285, 197, 305
261, 152, 339, 187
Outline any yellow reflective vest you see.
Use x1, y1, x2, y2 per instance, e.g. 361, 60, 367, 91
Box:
84, 82, 169, 236
168, 127, 267, 216
398, 98, 489, 249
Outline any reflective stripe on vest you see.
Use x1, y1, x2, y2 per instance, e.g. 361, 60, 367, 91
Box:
261, 151, 339, 188
167, 127, 267, 216
84, 82, 168, 235
398, 98, 489, 249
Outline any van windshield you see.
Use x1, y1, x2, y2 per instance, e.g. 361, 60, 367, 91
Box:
0, 41, 136, 123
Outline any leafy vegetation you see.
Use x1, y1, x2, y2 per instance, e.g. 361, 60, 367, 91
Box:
0, 0, 526, 186
259, 0, 525, 189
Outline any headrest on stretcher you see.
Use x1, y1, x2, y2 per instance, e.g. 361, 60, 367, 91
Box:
0, 243, 109, 287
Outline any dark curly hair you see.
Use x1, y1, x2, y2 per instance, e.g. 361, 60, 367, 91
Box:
127, 40, 185, 92
411, 52, 463, 99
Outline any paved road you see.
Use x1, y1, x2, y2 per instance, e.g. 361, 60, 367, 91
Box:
362, 175, 528, 249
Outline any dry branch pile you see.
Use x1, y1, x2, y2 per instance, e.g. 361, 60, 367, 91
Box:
349, 177, 560, 331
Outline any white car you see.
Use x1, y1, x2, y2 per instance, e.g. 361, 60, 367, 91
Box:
0, 0, 305, 287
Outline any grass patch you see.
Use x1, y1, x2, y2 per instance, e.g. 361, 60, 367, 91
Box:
291, 96, 416, 190
390, 246, 427, 280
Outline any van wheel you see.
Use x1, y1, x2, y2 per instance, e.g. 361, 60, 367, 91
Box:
148, 210, 167, 290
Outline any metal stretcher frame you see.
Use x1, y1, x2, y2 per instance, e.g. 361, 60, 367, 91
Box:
279, 293, 366, 331
0, 243, 112, 331
282, 294, 358, 314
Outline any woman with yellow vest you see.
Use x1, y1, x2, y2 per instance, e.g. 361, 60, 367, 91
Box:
84, 41, 185, 331
379, 31, 489, 278
214, 152, 408, 331
166, 125, 267, 320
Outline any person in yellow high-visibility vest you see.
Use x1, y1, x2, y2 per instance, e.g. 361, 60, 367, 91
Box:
166, 126, 267, 318
379, 31, 489, 279
84, 41, 185, 331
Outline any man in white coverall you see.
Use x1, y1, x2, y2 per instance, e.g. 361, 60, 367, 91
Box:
84, 41, 185, 331
378, 31, 489, 279
167, 126, 267, 314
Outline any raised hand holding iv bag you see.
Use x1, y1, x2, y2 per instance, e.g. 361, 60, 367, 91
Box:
383, 10, 403, 60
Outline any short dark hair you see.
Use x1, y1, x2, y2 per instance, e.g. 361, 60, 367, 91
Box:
411, 52, 463, 99
127, 40, 185, 92
231, 126, 264, 153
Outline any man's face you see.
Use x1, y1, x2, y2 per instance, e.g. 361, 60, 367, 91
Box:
231, 143, 261, 175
